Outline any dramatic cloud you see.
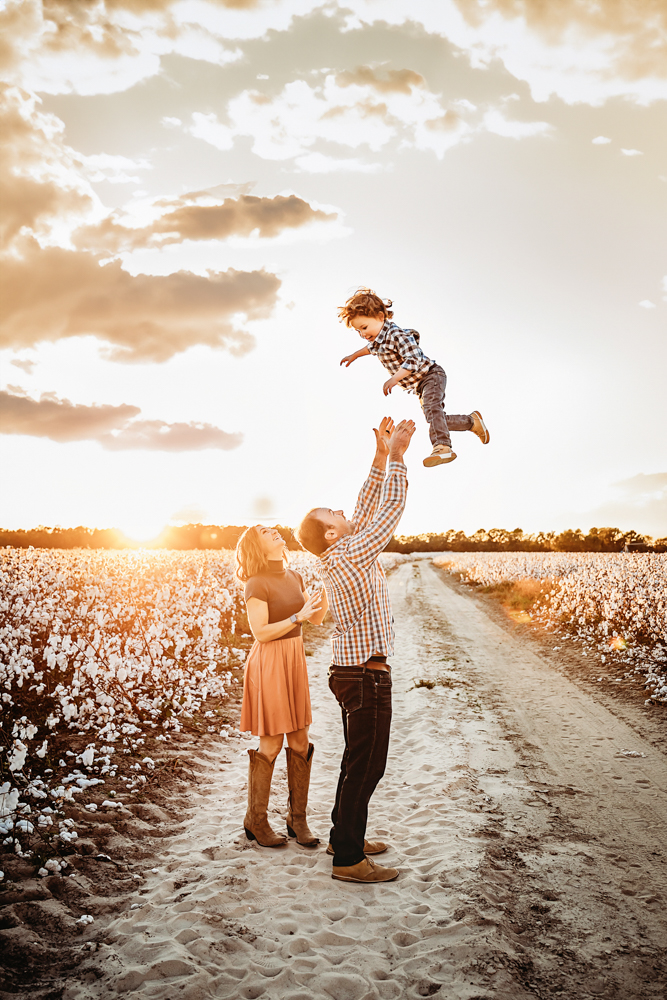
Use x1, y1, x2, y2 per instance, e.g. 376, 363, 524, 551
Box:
74, 191, 337, 254
0, 387, 242, 451
3, 1, 667, 106
188, 71, 550, 167
0, 241, 280, 362
9, 358, 36, 374
0, 84, 96, 249
0, 83, 339, 362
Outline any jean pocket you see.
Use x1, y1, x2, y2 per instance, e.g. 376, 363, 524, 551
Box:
328, 672, 364, 714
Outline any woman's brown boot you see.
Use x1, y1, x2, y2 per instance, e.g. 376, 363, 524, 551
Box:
244, 749, 288, 847
285, 743, 320, 847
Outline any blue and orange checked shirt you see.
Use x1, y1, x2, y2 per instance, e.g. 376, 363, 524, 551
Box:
368, 320, 435, 394
319, 461, 408, 666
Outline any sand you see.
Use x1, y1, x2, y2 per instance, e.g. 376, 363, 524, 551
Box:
33, 561, 667, 998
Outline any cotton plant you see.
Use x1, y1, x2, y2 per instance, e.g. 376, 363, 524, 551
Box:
433, 551, 667, 701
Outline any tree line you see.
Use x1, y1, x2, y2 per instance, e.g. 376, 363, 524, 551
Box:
0, 524, 665, 552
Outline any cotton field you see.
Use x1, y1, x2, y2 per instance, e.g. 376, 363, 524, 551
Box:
433, 552, 667, 703
0, 547, 407, 862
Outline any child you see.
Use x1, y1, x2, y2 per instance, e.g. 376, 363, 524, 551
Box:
338, 287, 489, 467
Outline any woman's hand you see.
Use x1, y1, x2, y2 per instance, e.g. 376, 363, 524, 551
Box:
296, 591, 323, 623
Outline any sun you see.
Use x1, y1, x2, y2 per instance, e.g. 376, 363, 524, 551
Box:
116, 516, 166, 545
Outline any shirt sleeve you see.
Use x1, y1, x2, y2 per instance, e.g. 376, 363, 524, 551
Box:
352, 465, 385, 530
346, 462, 407, 568
244, 577, 269, 603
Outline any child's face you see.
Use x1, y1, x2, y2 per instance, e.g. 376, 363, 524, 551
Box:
351, 312, 385, 343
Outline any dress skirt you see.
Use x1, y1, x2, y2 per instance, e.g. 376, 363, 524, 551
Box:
240, 636, 312, 736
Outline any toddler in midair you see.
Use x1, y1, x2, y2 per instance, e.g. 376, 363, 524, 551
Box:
339, 288, 489, 467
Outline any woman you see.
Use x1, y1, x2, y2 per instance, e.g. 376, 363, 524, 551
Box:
236, 525, 328, 848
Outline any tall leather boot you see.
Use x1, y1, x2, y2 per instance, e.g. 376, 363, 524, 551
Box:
285, 743, 320, 847
244, 749, 288, 847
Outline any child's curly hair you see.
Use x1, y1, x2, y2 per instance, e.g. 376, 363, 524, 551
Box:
337, 287, 393, 327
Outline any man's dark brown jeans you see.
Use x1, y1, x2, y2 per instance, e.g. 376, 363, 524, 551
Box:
328, 663, 393, 867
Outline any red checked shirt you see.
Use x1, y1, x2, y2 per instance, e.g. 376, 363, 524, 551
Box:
319, 461, 408, 665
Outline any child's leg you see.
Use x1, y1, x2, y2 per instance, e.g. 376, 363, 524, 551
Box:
417, 366, 451, 447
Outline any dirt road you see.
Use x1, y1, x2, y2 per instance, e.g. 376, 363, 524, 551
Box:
64, 559, 667, 1000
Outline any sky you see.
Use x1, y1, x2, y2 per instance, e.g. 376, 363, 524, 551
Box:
0, 0, 666, 542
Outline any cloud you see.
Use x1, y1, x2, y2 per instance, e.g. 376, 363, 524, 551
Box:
639, 300, 656, 309
0, 0, 245, 96
0, 240, 280, 362
620, 148, 643, 156
0, 387, 242, 451
188, 71, 551, 167
592, 135, 611, 144
335, 66, 426, 95
482, 108, 552, 138
4, 1, 667, 108
10, 358, 36, 374
73, 190, 337, 254
0, 84, 96, 250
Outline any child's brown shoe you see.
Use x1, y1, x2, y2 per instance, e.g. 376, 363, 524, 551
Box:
423, 444, 456, 467
332, 858, 399, 883
470, 410, 490, 444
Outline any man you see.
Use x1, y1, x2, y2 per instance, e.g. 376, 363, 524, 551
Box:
296, 416, 415, 884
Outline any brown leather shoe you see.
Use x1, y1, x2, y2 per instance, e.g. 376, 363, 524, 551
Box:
332, 858, 399, 883
470, 410, 490, 444
326, 839, 388, 856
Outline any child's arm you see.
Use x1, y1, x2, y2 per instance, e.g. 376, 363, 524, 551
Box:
340, 345, 371, 368
382, 368, 411, 396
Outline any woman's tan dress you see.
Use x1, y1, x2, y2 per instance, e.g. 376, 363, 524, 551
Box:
240, 562, 312, 736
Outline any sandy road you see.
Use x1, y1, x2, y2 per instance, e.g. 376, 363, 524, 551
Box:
67, 559, 667, 1000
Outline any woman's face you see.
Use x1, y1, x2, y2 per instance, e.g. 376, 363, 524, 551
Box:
255, 526, 286, 560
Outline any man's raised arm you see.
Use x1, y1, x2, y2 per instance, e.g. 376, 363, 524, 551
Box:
351, 416, 395, 531
348, 420, 415, 566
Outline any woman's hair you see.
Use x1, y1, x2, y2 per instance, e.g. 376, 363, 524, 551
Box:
235, 525, 286, 582
295, 510, 330, 557
337, 287, 393, 328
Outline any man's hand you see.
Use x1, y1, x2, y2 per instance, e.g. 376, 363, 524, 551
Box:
373, 416, 394, 459
388, 419, 416, 462
382, 376, 399, 396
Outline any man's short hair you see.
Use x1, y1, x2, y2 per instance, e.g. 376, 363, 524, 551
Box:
337, 287, 393, 328
295, 509, 330, 556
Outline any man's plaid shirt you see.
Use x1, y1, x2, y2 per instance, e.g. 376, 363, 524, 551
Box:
368, 320, 435, 394
319, 461, 408, 665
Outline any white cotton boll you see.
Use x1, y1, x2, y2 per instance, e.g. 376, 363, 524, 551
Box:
35, 740, 48, 758
38, 867, 49, 877
8, 741, 28, 773
81, 746, 95, 767
85, 803, 98, 812
77, 914, 94, 925
45, 858, 61, 872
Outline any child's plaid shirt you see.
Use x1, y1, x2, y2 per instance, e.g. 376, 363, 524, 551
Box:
319, 461, 408, 665
368, 320, 435, 393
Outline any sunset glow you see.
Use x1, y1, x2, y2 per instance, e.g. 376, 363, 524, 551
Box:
0, 1, 665, 536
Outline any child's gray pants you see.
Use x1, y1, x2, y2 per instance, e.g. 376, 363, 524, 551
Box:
416, 364, 472, 448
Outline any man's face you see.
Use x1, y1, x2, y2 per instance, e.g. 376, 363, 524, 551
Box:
351, 312, 385, 343
313, 507, 355, 548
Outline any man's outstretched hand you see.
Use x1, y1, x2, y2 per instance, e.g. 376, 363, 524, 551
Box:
373, 416, 395, 459
388, 419, 416, 462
